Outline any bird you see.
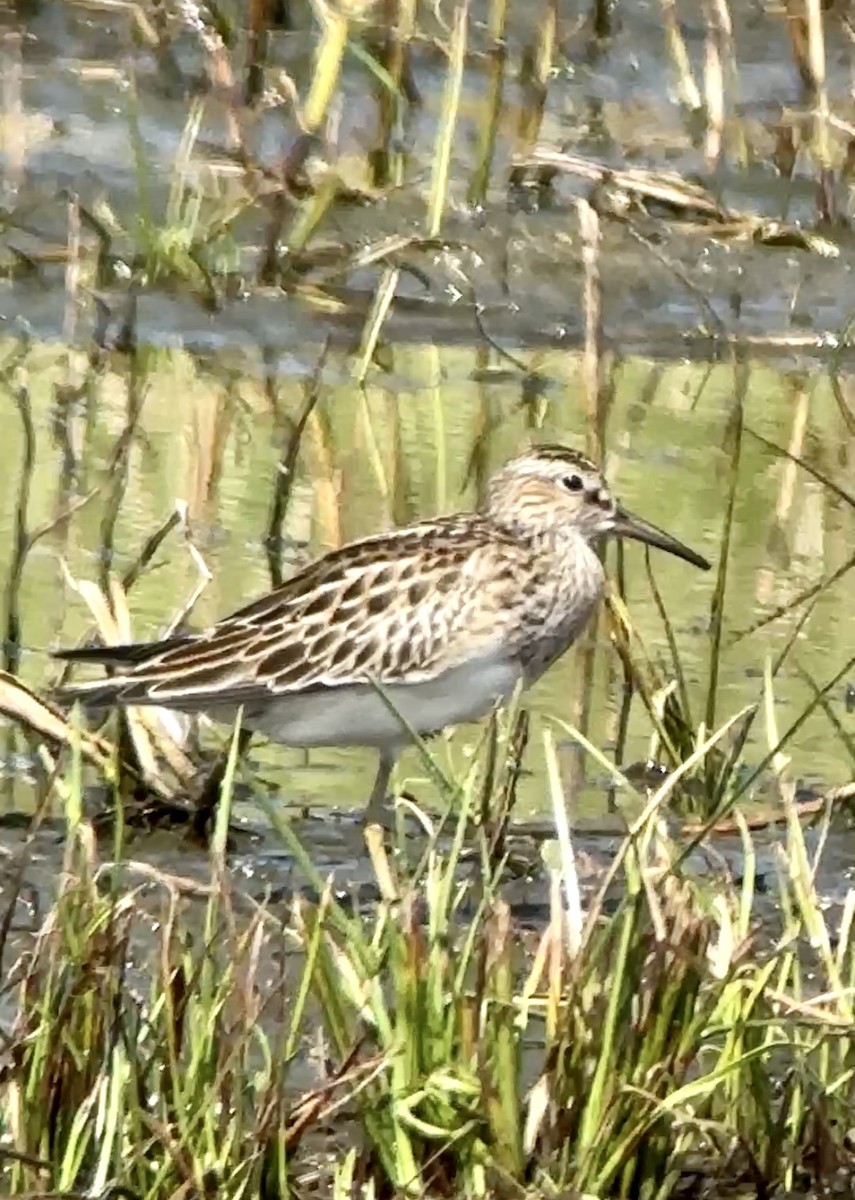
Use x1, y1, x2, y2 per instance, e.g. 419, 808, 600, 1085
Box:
53, 443, 710, 825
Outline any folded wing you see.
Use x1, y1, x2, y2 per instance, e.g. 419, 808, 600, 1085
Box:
54, 518, 529, 710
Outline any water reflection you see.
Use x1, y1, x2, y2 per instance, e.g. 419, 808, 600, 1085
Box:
0, 339, 851, 817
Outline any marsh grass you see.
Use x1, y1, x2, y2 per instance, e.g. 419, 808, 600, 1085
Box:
126, 96, 247, 303
9, 0, 843, 352
1, 3, 855, 1190
1, 713, 854, 1198
598, 355, 855, 826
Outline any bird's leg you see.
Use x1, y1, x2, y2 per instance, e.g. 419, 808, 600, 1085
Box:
191, 726, 255, 843
363, 750, 395, 828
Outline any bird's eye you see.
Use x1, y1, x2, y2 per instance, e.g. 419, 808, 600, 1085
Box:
563, 474, 584, 492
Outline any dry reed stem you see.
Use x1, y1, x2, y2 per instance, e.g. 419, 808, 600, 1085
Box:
63, 193, 81, 344
577, 196, 603, 463
704, 0, 745, 168
427, 1, 468, 237
354, 265, 399, 383
4, 384, 35, 677
703, 0, 724, 169
659, 0, 702, 112
563, 198, 606, 807
467, 0, 507, 206
773, 378, 811, 529
681, 780, 855, 835
525, 149, 729, 219
304, 405, 342, 547
302, 3, 349, 134
805, 0, 830, 168
0, 673, 118, 778
509, 0, 555, 186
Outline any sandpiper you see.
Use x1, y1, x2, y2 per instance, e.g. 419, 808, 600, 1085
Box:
54, 444, 710, 823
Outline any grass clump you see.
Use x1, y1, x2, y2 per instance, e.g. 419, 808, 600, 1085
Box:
1, 716, 854, 1198
1, 738, 300, 1199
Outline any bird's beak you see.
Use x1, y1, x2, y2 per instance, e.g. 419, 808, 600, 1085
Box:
610, 504, 711, 570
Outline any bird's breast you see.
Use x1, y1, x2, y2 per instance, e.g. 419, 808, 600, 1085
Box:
514, 537, 605, 683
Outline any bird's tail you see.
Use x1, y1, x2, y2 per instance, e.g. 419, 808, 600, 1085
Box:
53, 637, 194, 668
53, 637, 195, 709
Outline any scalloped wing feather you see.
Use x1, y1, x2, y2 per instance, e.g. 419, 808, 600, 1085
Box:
56, 517, 534, 709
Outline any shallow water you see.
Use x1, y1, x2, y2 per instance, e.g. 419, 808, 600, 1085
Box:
0, 2, 849, 892
0, 340, 852, 824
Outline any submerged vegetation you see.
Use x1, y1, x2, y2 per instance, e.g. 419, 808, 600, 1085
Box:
0, 0, 853, 1196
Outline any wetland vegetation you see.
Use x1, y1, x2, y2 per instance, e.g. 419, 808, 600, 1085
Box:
0, 0, 854, 1195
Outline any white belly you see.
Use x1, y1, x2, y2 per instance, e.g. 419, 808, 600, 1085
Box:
227, 656, 524, 750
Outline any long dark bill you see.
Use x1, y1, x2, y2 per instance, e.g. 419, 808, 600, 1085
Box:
611, 505, 711, 571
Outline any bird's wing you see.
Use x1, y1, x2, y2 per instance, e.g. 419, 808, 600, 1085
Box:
55, 518, 531, 708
